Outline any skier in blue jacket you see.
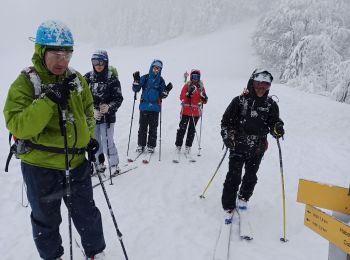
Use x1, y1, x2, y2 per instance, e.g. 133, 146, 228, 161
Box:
132, 60, 173, 153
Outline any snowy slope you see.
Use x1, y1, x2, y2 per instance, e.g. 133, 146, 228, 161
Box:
1, 19, 350, 260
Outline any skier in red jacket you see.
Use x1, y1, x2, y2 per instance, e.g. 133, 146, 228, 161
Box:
174, 69, 208, 160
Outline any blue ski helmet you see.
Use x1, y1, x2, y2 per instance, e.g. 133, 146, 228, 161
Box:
35, 20, 74, 47
91, 50, 109, 62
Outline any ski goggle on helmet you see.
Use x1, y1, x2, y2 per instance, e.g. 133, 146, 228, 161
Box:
92, 60, 105, 66
91, 50, 108, 66
191, 74, 200, 81
190, 69, 201, 81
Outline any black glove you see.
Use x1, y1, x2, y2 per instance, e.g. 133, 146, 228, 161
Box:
221, 128, 235, 149
271, 121, 285, 139
133, 71, 140, 84
160, 83, 173, 99
86, 138, 99, 162
87, 138, 99, 155
160, 91, 169, 99
46, 74, 77, 108
165, 82, 173, 92
186, 85, 195, 97
200, 91, 208, 102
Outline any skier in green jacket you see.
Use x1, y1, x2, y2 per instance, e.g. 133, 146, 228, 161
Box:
3, 20, 106, 260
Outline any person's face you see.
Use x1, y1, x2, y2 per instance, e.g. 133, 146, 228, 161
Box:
152, 66, 160, 75
44, 50, 72, 75
253, 80, 271, 97
92, 59, 106, 73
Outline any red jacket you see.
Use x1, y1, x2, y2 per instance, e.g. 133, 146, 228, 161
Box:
180, 81, 208, 117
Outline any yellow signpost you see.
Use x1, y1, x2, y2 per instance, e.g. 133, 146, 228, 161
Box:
297, 179, 350, 257
304, 205, 350, 254
297, 179, 350, 215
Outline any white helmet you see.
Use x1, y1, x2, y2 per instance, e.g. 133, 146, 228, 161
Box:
251, 69, 273, 83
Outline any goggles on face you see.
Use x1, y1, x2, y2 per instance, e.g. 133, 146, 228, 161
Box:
254, 80, 271, 90
46, 50, 73, 62
191, 74, 200, 81
92, 59, 105, 66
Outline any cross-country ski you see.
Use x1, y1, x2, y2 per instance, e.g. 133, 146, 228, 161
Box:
213, 211, 234, 260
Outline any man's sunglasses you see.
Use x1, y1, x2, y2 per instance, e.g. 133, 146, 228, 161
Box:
46, 51, 73, 62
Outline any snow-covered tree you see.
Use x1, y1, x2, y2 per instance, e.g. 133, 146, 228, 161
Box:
62, 0, 274, 46
332, 60, 350, 103
281, 34, 341, 93
253, 0, 350, 102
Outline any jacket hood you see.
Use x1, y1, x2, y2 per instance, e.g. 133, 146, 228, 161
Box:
147, 60, 162, 87
149, 60, 163, 75
91, 50, 109, 80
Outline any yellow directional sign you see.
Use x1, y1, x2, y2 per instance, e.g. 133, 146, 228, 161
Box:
297, 179, 350, 215
304, 205, 350, 254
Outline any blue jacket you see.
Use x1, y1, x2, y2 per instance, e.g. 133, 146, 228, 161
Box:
132, 63, 166, 112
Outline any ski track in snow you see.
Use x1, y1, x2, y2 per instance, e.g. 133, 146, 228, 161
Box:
1, 19, 350, 259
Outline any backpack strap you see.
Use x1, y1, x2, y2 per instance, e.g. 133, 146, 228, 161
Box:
21, 66, 42, 99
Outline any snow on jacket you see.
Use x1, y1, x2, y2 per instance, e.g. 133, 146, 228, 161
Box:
180, 80, 207, 117
84, 66, 123, 124
221, 79, 283, 139
3, 44, 95, 170
132, 61, 167, 112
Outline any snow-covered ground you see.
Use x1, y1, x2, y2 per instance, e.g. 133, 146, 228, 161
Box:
1, 19, 350, 260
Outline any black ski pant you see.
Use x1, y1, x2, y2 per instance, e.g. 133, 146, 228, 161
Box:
221, 141, 265, 210
138, 110, 159, 148
21, 160, 105, 260
175, 115, 199, 148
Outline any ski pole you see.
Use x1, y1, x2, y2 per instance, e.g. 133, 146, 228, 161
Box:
180, 102, 184, 121
199, 147, 228, 199
127, 92, 137, 157
60, 106, 74, 260
104, 115, 113, 185
159, 101, 162, 161
276, 138, 287, 242
21, 182, 29, 207
197, 104, 203, 157
95, 154, 129, 260
189, 102, 201, 149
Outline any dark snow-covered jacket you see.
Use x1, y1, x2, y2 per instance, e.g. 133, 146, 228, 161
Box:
221, 80, 283, 150
132, 63, 167, 112
84, 67, 123, 124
